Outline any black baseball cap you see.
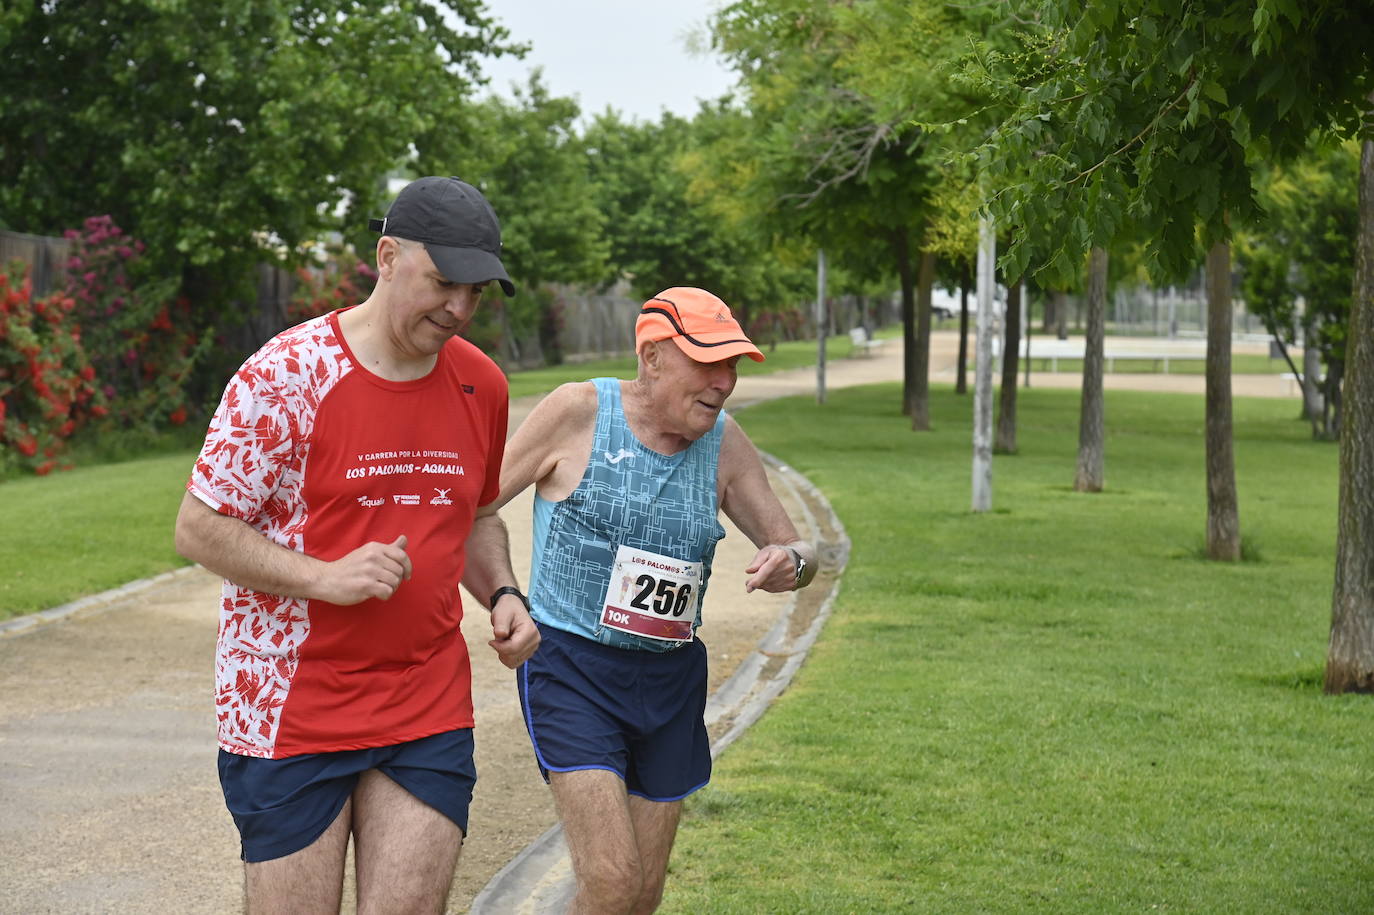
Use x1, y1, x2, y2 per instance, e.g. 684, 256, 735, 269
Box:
368, 176, 515, 296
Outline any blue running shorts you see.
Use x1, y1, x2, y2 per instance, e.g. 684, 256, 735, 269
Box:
518, 622, 711, 802
218, 728, 476, 863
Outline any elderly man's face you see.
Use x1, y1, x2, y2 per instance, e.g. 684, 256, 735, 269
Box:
651, 340, 741, 441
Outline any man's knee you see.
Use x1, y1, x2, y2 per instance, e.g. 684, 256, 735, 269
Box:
576, 856, 645, 915
632, 875, 667, 915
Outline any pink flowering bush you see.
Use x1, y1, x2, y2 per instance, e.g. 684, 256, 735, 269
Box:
286, 255, 377, 324
60, 216, 209, 432
1, 216, 214, 474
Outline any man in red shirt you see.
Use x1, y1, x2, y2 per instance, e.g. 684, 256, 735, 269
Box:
175, 176, 539, 912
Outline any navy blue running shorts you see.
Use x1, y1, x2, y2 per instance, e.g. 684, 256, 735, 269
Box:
518, 622, 711, 801
217, 728, 476, 863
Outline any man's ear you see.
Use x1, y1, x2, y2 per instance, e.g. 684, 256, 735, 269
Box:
376, 236, 402, 279
639, 340, 660, 373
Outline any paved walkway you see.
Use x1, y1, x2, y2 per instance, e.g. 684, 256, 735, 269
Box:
0, 332, 1293, 913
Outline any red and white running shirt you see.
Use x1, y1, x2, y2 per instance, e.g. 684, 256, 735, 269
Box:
187, 309, 507, 759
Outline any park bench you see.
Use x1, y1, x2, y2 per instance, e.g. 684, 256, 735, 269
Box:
1021, 339, 1206, 373
848, 326, 885, 357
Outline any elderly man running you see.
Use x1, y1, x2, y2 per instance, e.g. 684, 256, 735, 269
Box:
496, 287, 818, 913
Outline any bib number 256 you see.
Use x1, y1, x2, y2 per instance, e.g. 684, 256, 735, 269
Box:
601, 545, 702, 643
630, 575, 693, 617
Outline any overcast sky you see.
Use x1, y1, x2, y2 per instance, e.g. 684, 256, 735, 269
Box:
476, 0, 739, 123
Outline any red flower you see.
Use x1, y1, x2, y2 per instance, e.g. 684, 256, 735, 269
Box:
169, 406, 188, 426
34, 461, 55, 476
17, 436, 38, 457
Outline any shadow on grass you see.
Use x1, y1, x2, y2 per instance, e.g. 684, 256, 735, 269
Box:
1245, 666, 1325, 693
1172, 537, 1267, 564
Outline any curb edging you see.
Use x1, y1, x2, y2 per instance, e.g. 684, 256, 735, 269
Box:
0, 565, 202, 639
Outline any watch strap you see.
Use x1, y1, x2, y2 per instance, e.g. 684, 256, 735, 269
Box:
489, 585, 530, 613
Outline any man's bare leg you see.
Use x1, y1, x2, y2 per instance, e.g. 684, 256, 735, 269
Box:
551, 769, 684, 915
627, 794, 682, 913
351, 768, 463, 915
243, 798, 351, 915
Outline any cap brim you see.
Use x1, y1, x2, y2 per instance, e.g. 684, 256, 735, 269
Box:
669, 334, 766, 363
425, 243, 516, 297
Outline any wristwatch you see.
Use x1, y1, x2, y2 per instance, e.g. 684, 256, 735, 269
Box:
784, 546, 807, 587
489, 585, 531, 614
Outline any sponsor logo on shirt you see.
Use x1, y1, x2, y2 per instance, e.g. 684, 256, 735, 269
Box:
604, 448, 635, 465
431, 488, 453, 506
392, 494, 421, 506
356, 495, 384, 508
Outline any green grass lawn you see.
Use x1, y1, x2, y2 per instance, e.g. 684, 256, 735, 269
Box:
661, 383, 1363, 913
0, 451, 197, 615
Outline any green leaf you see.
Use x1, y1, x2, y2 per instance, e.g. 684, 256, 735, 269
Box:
1254, 64, 1286, 100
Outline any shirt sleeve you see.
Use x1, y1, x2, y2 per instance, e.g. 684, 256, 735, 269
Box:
187, 360, 298, 522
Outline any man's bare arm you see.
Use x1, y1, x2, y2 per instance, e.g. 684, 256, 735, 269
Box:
174, 492, 412, 605
497, 382, 597, 508
718, 417, 817, 593
461, 503, 540, 668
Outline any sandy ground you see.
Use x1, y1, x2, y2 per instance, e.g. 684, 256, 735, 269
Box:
0, 331, 1292, 913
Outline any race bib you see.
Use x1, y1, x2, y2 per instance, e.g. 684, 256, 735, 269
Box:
600, 545, 702, 643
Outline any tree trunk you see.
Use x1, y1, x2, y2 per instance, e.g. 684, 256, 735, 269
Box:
995, 280, 1021, 453
911, 250, 935, 430
1324, 358, 1345, 441
896, 230, 916, 416
816, 249, 827, 405
956, 264, 970, 394
972, 216, 995, 512
1326, 111, 1374, 693
1055, 291, 1069, 340
1074, 248, 1108, 491
1303, 326, 1324, 430
1204, 238, 1242, 561
1023, 284, 1033, 389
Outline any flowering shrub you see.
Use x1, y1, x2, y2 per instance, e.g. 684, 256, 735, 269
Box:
1, 216, 218, 474
286, 256, 378, 324
0, 264, 107, 474
61, 215, 210, 431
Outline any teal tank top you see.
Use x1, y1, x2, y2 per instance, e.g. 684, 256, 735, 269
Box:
529, 377, 727, 651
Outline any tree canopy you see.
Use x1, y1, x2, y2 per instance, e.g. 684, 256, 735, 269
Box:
973, 1, 1374, 285
0, 0, 522, 300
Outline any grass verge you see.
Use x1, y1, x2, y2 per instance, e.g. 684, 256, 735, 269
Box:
662, 383, 1362, 913
0, 451, 197, 616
